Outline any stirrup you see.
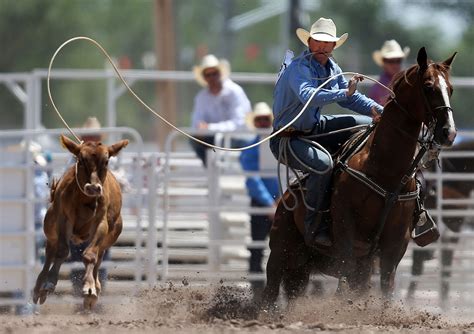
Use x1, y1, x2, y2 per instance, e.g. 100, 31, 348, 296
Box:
411, 209, 440, 247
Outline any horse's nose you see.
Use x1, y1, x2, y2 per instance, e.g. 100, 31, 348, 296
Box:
443, 127, 457, 146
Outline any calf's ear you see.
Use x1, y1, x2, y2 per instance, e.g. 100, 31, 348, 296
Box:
108, 139, 129, 157
60, 135, 81, 156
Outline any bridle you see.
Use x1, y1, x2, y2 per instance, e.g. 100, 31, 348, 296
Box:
386, 64, 452, 160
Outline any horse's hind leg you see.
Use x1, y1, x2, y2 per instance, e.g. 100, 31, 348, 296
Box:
440, 234, 458, 308
407, 249, 431, 300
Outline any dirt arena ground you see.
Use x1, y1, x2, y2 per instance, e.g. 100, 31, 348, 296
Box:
1, 283, 473, 333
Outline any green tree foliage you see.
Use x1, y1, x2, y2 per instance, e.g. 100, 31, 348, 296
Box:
0, 0, 472, 134
0, 0, 155, 131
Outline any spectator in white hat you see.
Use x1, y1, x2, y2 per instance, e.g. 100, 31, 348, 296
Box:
270, 17, 383, 248
369, 40, 410, 105
190, 54, 251, 166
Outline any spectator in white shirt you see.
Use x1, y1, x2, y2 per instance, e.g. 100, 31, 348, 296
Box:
190, 54, 251, 166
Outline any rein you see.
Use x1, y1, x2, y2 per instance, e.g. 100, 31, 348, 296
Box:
336, 125, 428, 257
367, 144, 427, 256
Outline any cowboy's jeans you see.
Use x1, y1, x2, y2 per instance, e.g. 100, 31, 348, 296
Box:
271, 114, 372, 232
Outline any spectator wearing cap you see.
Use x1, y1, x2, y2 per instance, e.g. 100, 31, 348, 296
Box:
369, 40, 410, 105
239, 102, 279, 297
190, 54, 251, 166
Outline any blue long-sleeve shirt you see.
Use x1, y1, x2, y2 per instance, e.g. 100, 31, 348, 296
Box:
239, 136, 279, 207
272, 50, 383, 133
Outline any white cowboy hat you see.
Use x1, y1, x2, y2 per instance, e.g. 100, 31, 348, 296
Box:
81, 116, 104, 141
373, 40, 410, 67
82, 116, 101, 129
296, 17, 348, 49
192, 54, 230, 87
245, 102, 273, 129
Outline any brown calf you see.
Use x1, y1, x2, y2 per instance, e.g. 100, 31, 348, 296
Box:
33, 135, 128, 310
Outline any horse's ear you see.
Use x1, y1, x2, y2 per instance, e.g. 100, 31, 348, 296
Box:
417, 47, 428, 72
442, 51, 458, 68
60, 135, 81, 156
108, 139, 129, 157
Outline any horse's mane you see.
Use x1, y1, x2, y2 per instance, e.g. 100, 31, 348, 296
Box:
390, 64, 418, 90
390, 60, 451, 91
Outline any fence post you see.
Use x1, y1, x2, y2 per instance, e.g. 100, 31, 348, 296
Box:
146, 155, 158, 286
207, 151, 222, 272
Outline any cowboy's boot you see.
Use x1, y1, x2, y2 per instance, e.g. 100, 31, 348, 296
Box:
304, 209, 332, 248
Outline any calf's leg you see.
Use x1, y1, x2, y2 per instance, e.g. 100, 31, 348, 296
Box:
33, 210, 67, 304
33, 240, 56, 304
82, 219, 110, 309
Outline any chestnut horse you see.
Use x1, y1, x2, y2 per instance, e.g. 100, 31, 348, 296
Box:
261, 47, 458, 306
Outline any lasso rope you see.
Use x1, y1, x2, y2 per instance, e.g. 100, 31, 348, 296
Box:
47, 36, 395, 150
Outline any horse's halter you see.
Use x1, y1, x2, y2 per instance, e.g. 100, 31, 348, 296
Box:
386, 63, 455, 168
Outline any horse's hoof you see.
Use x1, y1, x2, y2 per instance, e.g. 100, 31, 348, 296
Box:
83, 294, 98, 310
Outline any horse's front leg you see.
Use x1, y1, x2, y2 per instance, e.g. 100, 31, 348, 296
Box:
333, 209, 356, 297
380, 245, 408, 300
260, 248, 284, 309
351, 256, 374, 296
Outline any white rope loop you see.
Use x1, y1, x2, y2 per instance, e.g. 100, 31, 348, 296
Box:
47, 36, 395, 150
